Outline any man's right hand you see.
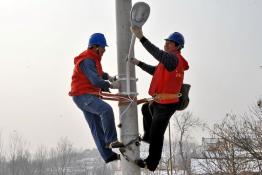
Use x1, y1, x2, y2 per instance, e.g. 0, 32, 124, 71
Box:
130, 58, 140, 65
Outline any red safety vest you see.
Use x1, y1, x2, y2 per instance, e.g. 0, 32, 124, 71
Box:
69, 49, 103, 96
149, 51, 189, 104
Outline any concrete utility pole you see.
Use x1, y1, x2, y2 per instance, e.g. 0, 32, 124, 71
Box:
115, 0, 140, 175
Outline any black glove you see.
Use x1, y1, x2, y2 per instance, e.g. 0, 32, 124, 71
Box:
102, 72, 117, 82
101, 87, 111, 93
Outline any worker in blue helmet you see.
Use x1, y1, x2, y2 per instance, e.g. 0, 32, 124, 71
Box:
130, 26, 189, 171
69, 33, 124, 163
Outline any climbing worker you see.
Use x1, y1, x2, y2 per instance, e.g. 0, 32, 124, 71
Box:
69, 33, 124, 163
130, 26, 189, 171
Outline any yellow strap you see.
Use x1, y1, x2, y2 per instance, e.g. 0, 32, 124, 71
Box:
153, 93, 181, 101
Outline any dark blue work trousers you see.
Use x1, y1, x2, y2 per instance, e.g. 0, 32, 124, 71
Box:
73, 94, 118, 161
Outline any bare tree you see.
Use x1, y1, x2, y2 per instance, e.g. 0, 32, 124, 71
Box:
49, 137, 76, 175
0, 132, 8, 175
7, 132, 19, 175
202, 105, 262, 174
32, 145, 48, 175
159, 139, 177, 175
216, 112, 261, 165
7, 131, 33, 175
0, 133, 118, 175
173, 111, 201, 175
198, 138, 254, 175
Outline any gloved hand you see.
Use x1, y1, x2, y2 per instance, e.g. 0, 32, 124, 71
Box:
108, 75, 117, 82
101, 87, 110, 93
130, 26, 143, 39
130, 58, 140, 65
102, 72, 117, 82
110, 80, 120, 89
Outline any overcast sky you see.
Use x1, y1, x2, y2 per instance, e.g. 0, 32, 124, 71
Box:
0, 0, 261, 151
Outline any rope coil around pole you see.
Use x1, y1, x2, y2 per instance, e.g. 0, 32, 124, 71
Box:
97, 92, 152, 105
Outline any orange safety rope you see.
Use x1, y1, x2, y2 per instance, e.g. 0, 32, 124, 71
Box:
90, 92, 181, 105
88, 92, 152, 105
96, 92, 181, 105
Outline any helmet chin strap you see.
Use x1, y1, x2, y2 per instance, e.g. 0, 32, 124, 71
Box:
176, 45, 182, 51
95, 47, 100, 55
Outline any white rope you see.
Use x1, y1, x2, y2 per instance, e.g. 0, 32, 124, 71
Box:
126, 34, 136, 95
119, 95, 136, 119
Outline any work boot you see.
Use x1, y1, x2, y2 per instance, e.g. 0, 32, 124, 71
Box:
135, 158, 146, 168
144, 158, 158, 172
107, 141, 125, 148
105, 153, 121, 163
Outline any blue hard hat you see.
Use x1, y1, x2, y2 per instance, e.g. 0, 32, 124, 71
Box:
165, 32, 185, 48
88, 33, 108, 48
